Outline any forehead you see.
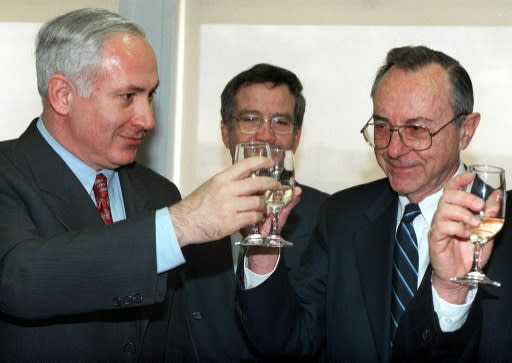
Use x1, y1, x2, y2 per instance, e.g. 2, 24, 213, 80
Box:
234, 82, 295, 112
96, 33, 158, 87
373, 63, 452, 122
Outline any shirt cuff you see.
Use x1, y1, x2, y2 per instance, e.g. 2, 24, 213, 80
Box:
432, 284, 477, 332
155, 207, 185, 273
243, 250, 281, 289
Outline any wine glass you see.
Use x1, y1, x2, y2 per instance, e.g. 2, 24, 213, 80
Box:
451, 164, 506, 287
263, 145, 295, 247
234, 141, 271, 246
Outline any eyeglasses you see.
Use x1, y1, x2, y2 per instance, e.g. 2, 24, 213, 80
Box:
360, 112, 467, 151
233, 113, 295, 135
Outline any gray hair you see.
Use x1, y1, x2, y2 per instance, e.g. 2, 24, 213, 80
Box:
36, 8, 145, 101
370, 45, 474, 127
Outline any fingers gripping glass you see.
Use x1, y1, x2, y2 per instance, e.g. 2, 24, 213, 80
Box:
234, 113, 295, 135
450, 164, 506, 287
360, 113, 467, 151
234, 141, 272, 246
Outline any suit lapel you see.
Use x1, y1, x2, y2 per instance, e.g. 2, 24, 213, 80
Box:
14, 121, 103, 230
353, 184, 398, 359
118, 166, 147, 218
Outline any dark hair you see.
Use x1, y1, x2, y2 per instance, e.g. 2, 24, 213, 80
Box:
221, 63, 306, 129
371, 45, 473, 127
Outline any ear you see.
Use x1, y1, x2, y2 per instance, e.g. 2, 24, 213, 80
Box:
459, 112, 480, 150
47, 74, 75, 116
220, 119, 230, 148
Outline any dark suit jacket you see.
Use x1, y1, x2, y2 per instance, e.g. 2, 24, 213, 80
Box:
0, 120, 194, 362
182, 184, 328, 362
395, 190, 512, 362
237, 178, 461, 362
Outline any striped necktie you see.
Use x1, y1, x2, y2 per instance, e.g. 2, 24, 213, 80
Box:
391, 203, 421, 339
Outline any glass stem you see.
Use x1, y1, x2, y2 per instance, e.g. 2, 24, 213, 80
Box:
469, 242, 484, 274
269, 212, 279, 236
249, 223, 260, 236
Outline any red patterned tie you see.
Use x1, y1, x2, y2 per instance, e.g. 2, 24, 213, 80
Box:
93, 173, 113, 224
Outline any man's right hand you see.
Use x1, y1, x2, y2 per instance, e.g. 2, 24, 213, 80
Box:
170, 157, 279, 246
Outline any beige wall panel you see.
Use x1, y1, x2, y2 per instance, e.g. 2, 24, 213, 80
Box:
1, 0, 119, 22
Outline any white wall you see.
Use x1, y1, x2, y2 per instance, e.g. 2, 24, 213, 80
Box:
0, 23, 41, 140
192, 25, 512, 195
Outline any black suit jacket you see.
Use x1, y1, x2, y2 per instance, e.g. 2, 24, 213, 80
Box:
237, 178, 461, 362
0, 120, 194, 362
395, 190, 512, 362
182, 184, 328, 362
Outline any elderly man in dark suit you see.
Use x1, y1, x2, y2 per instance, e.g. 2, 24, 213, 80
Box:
0, 8, 280, 362
236, 46, 482, 361
182, 64, 328, 361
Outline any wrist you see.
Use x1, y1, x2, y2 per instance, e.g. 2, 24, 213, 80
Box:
432, 271, 472, 304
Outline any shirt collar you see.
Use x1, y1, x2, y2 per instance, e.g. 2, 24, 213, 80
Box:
398, 161, 465, 222
36, 117, 115, 193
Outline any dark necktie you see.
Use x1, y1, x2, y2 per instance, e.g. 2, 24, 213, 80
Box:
391, 203, 421, 339
93, 173, 113, 224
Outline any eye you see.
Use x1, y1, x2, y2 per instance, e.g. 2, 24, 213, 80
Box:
120, 93, 135, 102
241, 114, 260, 123
273, 117, 292, 126
373, 121, 389, 130
149, 89, 157, 103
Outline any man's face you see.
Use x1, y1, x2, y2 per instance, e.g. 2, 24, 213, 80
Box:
373, 63, 477, 203
221, 82, 301, 161
62, 33, 159, 170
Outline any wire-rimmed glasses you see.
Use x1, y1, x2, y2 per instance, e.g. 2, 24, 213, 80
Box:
360, 112, 467, 151
233, 112, 295, 135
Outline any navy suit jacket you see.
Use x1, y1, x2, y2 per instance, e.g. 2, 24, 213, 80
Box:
237, 178, 478, 362
0, 120, 194, 362
182, 184, 328, 362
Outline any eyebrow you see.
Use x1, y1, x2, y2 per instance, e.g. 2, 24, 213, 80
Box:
373, 114, 434, 125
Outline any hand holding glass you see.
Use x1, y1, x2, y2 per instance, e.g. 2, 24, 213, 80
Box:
234, 142, 271, 246
450, 164, 506, 287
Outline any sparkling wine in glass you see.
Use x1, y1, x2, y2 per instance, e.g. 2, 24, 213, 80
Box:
263, 145, 295, 247
234, 141, 271, 246
450, 164, 506, 287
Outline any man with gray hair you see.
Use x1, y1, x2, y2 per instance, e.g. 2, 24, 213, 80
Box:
237, 45, 481, 361
0, 8, 280, 361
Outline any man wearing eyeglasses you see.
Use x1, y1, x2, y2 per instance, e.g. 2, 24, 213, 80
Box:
237, 46, 481, 361
181, 63, 328, 361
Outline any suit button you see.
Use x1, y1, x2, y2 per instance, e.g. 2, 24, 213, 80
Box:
113, 297, 122, 307
124, 341, 136, 354
133, 293, 143, 304
192, 311, 202, 320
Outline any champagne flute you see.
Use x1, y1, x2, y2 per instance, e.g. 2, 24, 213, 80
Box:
234, 141, 271, 246
263, 145, 295, 247
451, 164, 506, 287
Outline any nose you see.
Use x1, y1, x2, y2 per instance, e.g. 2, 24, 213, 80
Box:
386, 129, 410, 157
253, 119, 275, 143
136, 99, 156, 131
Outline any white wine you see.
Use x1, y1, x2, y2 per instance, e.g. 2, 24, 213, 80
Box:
470, 217, 505, 246
264, 186, 293, 214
